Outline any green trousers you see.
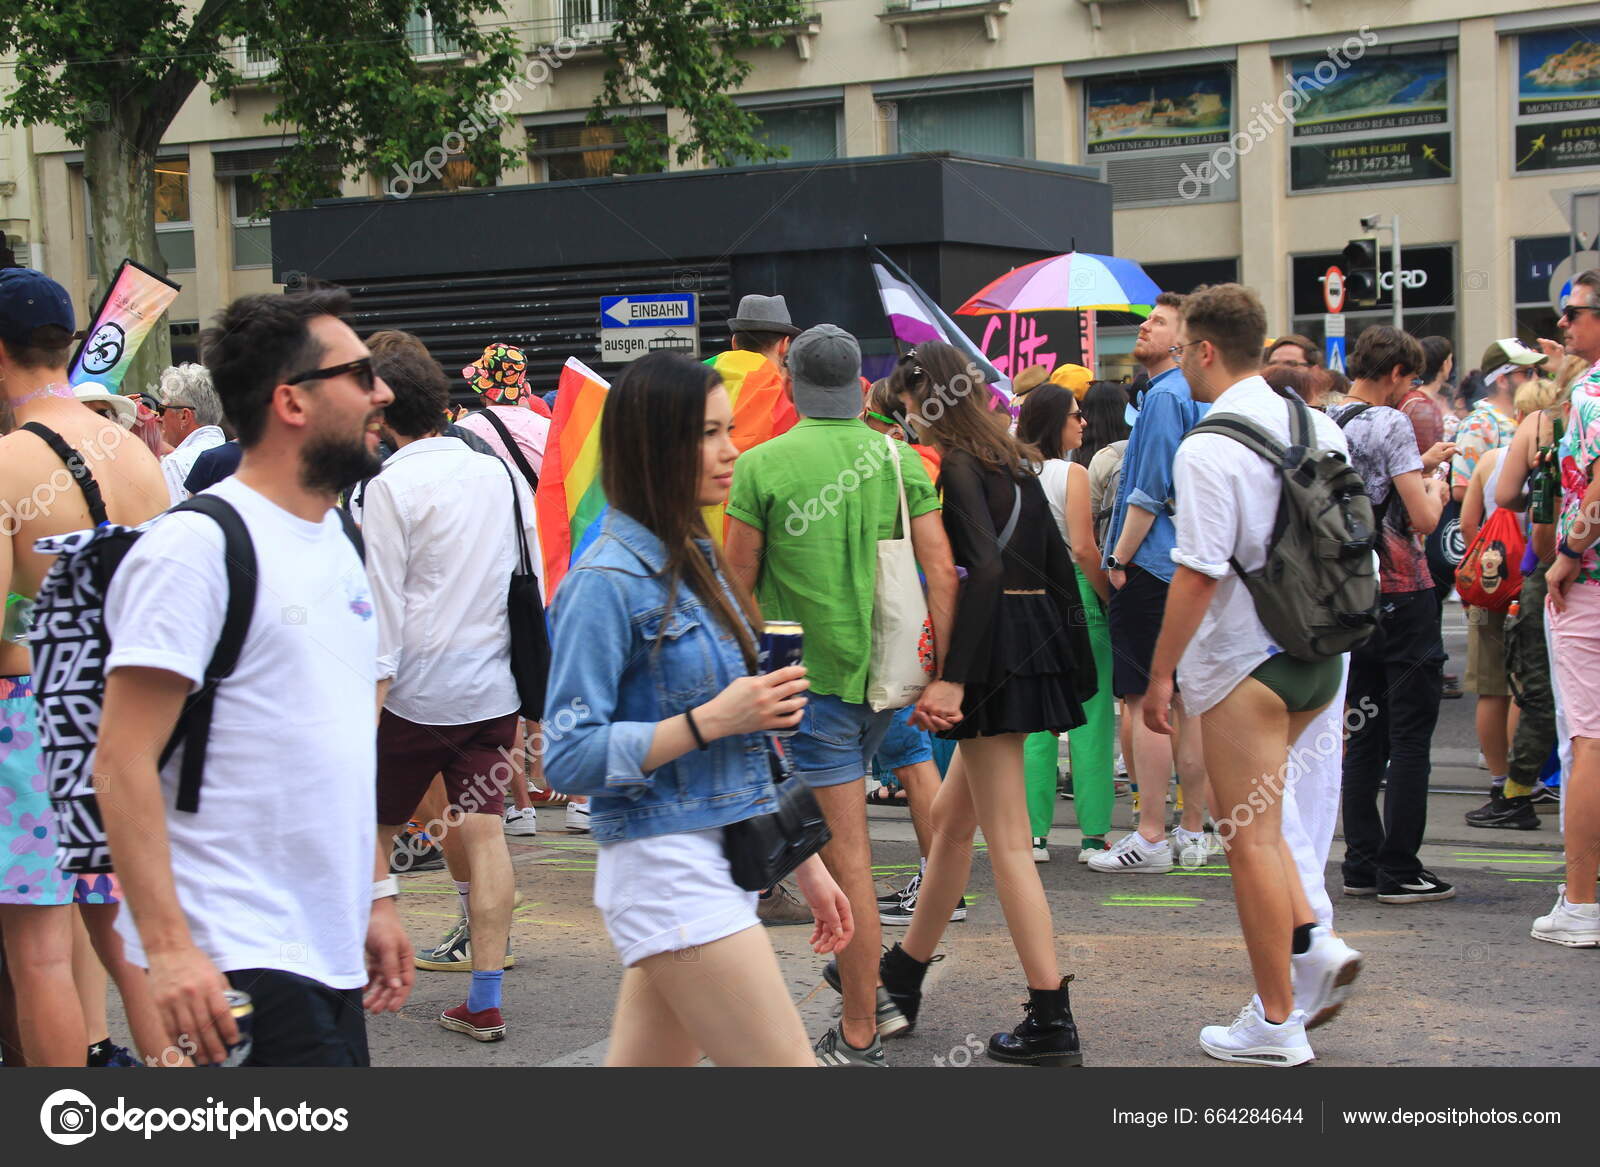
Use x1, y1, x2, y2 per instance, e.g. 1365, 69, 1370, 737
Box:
1025, 567, 1114, 839
1506, 561, 1557, 788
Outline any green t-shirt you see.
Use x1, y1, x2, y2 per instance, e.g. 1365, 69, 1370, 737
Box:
726, 418, 940, 704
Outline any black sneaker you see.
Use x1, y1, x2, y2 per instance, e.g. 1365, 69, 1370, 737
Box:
1441, 674, 1464, 700
1377, 870, 1456, 904
880, 890, 967, 926
390, 832, 445, 873
1529, 783, 1561, 808
1464, 794, 1540, 830
878, 872, 919, 908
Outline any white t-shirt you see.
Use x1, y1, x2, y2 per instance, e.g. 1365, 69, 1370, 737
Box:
1170, 375, 1351, 715
160, 425, 227, 505
105, 476, 378, 990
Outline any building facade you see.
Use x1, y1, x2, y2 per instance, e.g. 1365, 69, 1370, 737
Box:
4, 0, 1595, 373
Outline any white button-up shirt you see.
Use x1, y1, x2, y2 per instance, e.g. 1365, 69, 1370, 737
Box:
160, 424, 227, 504
359, 436, 540, 726
1170, 374, 1351, 715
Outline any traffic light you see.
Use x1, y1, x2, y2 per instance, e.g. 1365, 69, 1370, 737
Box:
1340, 238, 1381, 307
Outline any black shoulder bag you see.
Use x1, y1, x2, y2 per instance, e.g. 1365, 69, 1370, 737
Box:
492, 456, 551, 718
723, 734, 832, 892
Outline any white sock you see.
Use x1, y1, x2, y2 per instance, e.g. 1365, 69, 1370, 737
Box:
454, 880, 471, 918
919, 856, 927, 878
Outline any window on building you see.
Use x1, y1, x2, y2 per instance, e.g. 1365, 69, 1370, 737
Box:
407, 154, 481, 194
170, 320, 201, 367
231, 175, 275, 268
562, 0, 619, 40
736, 104, 841, 164
84, 158, 194, 276
528, 117, 669, 181
406, 9, 461, 57
888, 87, 1031, 158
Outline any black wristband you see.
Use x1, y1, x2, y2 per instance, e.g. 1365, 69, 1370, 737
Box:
684, 706, 709, 750
1558, 538, 1584, 561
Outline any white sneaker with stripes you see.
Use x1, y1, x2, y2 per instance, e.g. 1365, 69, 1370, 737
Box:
1086, 831, 1173, 874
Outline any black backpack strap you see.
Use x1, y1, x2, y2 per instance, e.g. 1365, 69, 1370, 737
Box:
22, 422, 109, 526
1333, 403, 1375, 430
157, 495, 257, 813
475, 407, 540, 492
336, 506, 366, 562
1187, 415, 1290, 467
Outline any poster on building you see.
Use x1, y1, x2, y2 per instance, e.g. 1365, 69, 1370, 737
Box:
1515, 27, 1600, 174
1516, 118, 1600, 172
1085, 67, 1232, 155
1289, 51, 1449, 138
1291, 133, 1452, 191
1519, 27, 1600, 118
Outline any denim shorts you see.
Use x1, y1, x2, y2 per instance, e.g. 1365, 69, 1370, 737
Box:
789, 693, 897, 788
873, 706, 934, 772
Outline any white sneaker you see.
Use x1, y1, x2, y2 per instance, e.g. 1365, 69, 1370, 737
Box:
1032, 837, 1051, 863
1077, 839, 1108, 864
565, 801, 591, 833
1531, 886, 1600, 948
1292, 926, 1362, 1029
1172, 827, 1209, 869
1199, 996, 1314, 1067
1205, 828, 1225, 857
502, 806, 538, 837
1086, 831, 1172, 874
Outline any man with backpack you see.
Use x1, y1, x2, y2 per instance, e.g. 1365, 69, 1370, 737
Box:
1326, 327, 1457, 905
95, 287, 414, 1065
1143, 282, 1365, 1066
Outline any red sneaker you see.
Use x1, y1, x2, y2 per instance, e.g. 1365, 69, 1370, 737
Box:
439, 1003, 506, 1042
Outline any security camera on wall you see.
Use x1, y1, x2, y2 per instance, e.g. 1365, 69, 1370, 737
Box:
1359, 214, 1381, 231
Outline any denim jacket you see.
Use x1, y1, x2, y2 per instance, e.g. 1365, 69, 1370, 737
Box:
543, 510, 777, 843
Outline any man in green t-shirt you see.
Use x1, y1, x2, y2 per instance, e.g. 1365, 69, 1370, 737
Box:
725, 324, 961, 1067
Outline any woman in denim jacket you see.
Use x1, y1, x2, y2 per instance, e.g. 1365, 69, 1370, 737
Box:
544, 352, 852, 1067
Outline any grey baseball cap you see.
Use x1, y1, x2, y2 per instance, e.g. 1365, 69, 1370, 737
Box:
788, 324, 862, 419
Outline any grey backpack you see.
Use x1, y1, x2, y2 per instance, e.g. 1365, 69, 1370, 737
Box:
1184, 392, 1379, 661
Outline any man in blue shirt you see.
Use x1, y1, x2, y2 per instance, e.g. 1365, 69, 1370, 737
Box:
1089, 291, 1215, 875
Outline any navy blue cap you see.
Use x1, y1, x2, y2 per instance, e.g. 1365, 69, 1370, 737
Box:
0, 268, 75, 343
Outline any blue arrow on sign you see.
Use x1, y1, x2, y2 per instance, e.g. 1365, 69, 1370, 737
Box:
600, 294, 697, 328
1325, 335, 1346, 375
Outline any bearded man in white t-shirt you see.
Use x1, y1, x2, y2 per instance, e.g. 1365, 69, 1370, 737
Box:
1142, 283, 1363, 1069
97, 286, 412, 1066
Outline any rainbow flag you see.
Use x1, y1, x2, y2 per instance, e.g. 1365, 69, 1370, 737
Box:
703, 349, 797, 541
68, 259, 180, 395
535, 357, 610, 597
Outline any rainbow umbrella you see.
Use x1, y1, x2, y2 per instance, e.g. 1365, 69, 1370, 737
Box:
955, 251, 1163, 317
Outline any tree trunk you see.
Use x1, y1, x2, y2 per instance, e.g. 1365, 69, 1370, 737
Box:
82, 116, 171, 394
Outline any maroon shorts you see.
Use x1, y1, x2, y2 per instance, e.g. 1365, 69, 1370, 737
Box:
376, 710, 519, 825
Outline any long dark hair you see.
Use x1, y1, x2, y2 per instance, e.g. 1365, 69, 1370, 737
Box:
1016, 382, 1075, 461
887, 341, 1038, 476
1077, 380, 1131, 469
600, 352, 761, 669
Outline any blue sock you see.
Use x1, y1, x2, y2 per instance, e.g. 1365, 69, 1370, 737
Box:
467, 969, 503, 1013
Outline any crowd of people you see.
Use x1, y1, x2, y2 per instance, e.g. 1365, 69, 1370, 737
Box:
0, 261, 1594, 1069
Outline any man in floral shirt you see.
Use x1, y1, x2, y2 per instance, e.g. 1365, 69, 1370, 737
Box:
1450, 339, 1542, 503
1535, 271, 1600, 948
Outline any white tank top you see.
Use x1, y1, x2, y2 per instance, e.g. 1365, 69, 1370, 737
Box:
1037, 458, 1071, 553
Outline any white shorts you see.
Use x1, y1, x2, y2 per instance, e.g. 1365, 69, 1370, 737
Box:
594, 827, 760, 968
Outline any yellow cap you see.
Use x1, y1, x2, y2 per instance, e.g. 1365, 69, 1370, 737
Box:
1049, 363, 1094, 398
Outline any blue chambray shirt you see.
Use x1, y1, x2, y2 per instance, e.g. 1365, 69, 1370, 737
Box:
542, 510, 777, 843
1104, 366, 1208, 583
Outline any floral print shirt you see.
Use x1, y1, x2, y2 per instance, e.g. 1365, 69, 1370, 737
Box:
1558, 360, 1600, 587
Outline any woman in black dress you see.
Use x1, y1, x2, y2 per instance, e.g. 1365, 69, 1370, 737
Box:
884, 342, 1097, 1067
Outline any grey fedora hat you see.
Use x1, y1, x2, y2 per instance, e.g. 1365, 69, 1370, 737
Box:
727, 293, 801, 336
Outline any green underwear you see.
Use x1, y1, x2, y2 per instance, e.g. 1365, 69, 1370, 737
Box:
1249, 652, 1342, 714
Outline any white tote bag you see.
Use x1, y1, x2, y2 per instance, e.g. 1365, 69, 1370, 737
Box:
866, 436, 934, 711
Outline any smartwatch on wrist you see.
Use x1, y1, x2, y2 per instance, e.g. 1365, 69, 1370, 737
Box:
1106, 555, 1126, 573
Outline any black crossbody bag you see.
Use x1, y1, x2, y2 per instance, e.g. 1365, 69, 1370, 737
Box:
723, 733, 832, 892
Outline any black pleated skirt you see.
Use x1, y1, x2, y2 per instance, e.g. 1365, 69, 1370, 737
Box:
937, 593, 1087, 741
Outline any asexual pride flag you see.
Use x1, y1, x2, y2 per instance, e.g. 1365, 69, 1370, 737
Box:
68, 259, 180, 395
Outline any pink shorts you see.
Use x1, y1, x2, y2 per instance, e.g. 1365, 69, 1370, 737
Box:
1549, 581, 1600, 740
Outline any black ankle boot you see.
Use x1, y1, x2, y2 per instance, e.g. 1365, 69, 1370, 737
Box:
986, 975, 1083, 1067
879, 944, 942, 1032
